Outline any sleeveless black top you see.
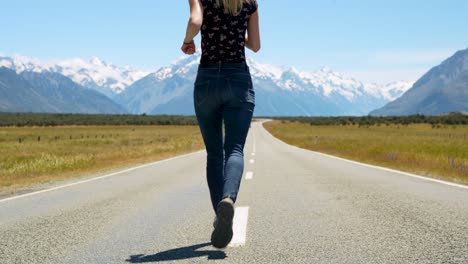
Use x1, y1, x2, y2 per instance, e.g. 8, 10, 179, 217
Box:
200, 0, 258, 64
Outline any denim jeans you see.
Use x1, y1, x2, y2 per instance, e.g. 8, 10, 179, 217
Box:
193, 62, 255, 212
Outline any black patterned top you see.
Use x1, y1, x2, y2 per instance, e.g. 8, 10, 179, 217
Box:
199, 0, 258, 64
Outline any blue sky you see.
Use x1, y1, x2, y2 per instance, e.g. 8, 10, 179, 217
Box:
1, 0, 467, 83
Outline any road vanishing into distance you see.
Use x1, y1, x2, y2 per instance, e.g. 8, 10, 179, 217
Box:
1, 121, 468, 263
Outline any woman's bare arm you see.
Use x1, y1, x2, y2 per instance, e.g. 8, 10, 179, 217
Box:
182, 0, 203, 54
246, 10, 261, 53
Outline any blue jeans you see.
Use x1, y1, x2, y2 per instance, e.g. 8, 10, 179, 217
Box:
193, 62, 255, 212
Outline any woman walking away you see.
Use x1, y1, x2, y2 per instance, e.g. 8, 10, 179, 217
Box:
181, 0, 260, 249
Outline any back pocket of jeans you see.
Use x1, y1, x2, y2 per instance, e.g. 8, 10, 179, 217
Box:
194, 80, 210, 106
229, 78, 254, 104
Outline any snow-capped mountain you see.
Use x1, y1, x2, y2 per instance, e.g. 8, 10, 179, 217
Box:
0, 67, 127, 114
371, 47, 468, 116
247, 58, 412, 102
0, 53, 413, 116
0, 55, 149, 97
116, 53, 413, 116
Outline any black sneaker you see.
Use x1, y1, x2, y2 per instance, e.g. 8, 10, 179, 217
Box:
211, 197, 234, 248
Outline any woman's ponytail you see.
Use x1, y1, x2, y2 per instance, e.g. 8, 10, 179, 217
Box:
212, 0, 251, 16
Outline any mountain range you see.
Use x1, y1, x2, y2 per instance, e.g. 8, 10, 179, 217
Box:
0, 55, 149, 98
0, 54, 416, 116
371, 47, 468, 116
0, 67, 127, 114
113, 54, 413, 116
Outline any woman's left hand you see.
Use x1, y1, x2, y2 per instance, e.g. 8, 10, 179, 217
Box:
181, 40, 196, 55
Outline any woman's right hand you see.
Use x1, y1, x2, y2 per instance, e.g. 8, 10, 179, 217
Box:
182, 0, 203, 55
181, 40, 196, 55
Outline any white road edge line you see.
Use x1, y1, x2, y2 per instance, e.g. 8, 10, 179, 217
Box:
290, 143, 468, 191
245, 171, 253, 180
0, 150, 205, 203
260, 121, 468, 191
229, 206, 249, 247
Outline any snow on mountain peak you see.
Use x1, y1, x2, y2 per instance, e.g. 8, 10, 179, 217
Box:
285, 66, 413, 101
0, 54, 46, 73
158, 55, 414, 102
154, 67, 173, 80
89, 56, 107, 67
0, 54, 150, 94
319, 67, 334, 74
0, 57, 13, 69
0, 53, 414, 101
379, 81, 414, 101
172, 53, 201, 67
247, 58, 284, 80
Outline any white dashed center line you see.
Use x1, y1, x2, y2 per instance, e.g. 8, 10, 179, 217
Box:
229, 207, 249, 247
229, 128, 254, 247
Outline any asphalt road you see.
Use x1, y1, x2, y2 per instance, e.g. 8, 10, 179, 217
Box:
1, 120, 468, 263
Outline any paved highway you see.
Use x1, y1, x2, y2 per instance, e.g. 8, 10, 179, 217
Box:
1, 121, 467, 263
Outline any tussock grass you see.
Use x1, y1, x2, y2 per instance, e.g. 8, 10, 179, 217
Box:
0, 126, 204, 189
264, 120, 468, 185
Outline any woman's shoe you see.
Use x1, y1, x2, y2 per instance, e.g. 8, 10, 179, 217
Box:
211, 197, 234, 248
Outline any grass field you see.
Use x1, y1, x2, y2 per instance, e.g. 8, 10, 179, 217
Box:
0, 126, 205, 190
264, 120, 468, 185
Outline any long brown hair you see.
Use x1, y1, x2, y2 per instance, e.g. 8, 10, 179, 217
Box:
212, 0, 251, 16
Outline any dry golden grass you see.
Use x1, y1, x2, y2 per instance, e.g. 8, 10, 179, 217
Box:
264, 120, 468, 185
0, 125, 205, 190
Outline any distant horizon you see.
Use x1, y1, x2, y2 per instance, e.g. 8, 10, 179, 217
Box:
1, 1, 467, 83
1, 47, 464, 85
1, 49, 463, 86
